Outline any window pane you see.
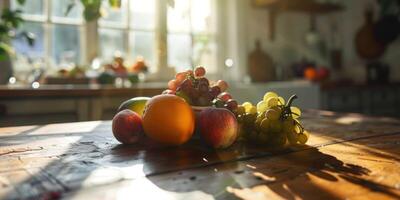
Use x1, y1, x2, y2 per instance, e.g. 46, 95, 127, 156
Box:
130, 31, 155, 71
99, 0, 128, 26
191, 0, 213, 33
12, 22, 45, 60
52, 0, 83, 20
52, 25, 81, 65
11, 0, 44, 16
168, 34, 192, 71
130, 0, 155, 30
193, 34, 217, 73
168, 0, 190, 33
99, 28, 124, 60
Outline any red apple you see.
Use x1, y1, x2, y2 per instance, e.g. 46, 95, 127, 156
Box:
112, 109, 143, 144
317, 67, 330, 81
198, 108, 238, 148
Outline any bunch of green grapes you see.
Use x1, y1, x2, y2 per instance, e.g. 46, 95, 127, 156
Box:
236, 92, 309, 147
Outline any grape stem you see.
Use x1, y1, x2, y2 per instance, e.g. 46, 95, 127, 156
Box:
286, 95, 298, 107
280, 94, 297, 120
285, 95, 305, 134
294, 120, 305, 133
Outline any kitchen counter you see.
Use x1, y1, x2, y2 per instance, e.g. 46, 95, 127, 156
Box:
0, 83, 166, 98
319, 82, 400, 118
0, 84, 165, 126
320, 81, 400, 90
229, 80, 320, 109
0, 110, 399, 199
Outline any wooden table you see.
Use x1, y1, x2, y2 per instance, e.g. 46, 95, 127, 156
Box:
0, 110, 399, 200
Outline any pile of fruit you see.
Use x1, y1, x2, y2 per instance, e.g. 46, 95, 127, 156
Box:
162, 66, 238, 112
112, 66, 309, 149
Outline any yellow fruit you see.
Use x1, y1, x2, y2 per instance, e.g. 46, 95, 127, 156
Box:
242, 102, 253, 113
263, 92, 278, 102
256, 101, 267, 112
118, 97, 151, 117
248, 106, 257, 114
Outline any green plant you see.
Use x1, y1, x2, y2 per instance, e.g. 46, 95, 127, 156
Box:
66, 0, 175, 22
66, 0, 122, 21
0, 1, 34, 61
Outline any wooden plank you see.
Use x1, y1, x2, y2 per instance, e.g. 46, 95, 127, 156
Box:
0, 111, 399, 199
64, 133, 400, 200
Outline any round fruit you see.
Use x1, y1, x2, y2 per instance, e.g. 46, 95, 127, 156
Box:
197, 77, 209, 87
194, 66, 206, 77
177, 79, 193, 93
263, 92, 278, 102
198, 82, 209, 93
175, 72, 187, 83
209, 86, 221, 98
218, 92, 232, 102
225, 99, 238, 111
213, 98, 225, 108
216, 80, 228, 92
317, 67, 330, 80
198, 107, 238, 148
118, 97, 151, 117
248, 106, 257, 114
186, 69, 194, 76
112, 109, 143, 144
235, 105, 245, 115
168, 79, 178, 91
304, 67, 318, 81
176, 91, 192, 104
142, 94, 195, 145
242, 102, 253, 112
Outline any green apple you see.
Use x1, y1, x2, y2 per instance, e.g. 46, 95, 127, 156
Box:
118, 97, 151, 117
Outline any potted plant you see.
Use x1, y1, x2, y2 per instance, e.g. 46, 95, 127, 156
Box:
66, 0, 122, 21
0, 1, 34, 84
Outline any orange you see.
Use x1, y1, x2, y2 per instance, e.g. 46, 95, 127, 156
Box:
142, 94, 195, 145
304, 67, 318, 81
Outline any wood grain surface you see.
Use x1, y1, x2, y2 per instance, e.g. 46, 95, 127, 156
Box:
0, 110, 399, 200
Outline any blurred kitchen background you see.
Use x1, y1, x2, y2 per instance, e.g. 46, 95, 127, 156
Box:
1, 0, 400, 126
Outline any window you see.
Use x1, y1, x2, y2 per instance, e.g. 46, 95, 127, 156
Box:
98, 0, 156, 72
168, 0, 217, 73
11, 0, 84, 72
10, 0, 217, 76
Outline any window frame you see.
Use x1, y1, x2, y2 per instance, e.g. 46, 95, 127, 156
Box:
98, 0, 157, 71
4, 0, 225, 80
9, 0, 87, 67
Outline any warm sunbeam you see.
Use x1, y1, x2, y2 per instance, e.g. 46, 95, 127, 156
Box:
2, 0, 400, 199
29, 121, 103, 135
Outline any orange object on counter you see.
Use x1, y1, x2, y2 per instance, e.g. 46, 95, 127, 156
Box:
131, 57, 148, 73
304, 67, 318, 81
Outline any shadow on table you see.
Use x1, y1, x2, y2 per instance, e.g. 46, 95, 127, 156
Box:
3, 117, 400, 200
3, 122, 236, 199
144, 144, 400, 200
231, 146, 399, 200
2, 122, 114, 200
